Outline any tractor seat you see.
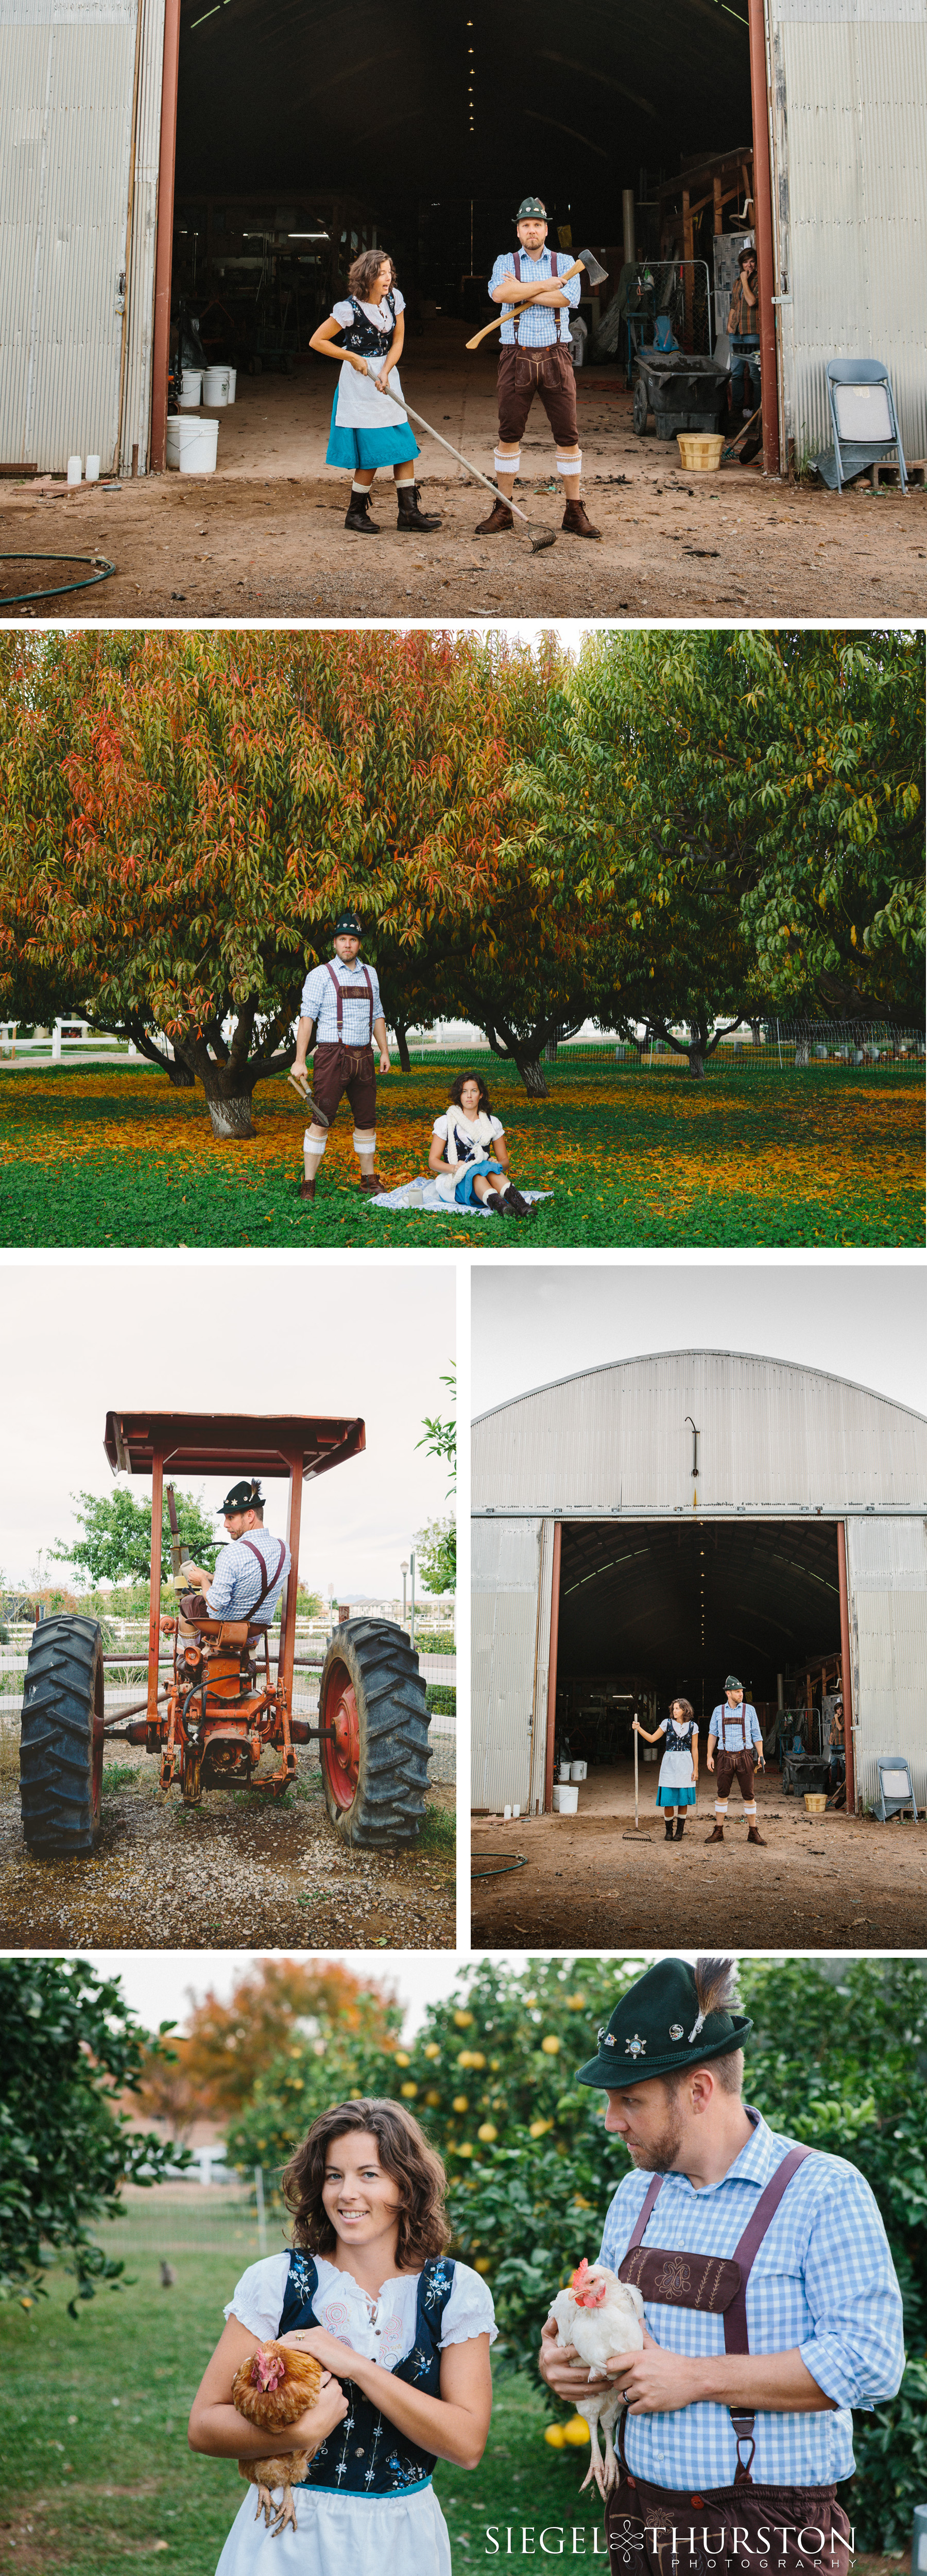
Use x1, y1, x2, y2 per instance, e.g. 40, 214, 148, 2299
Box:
179, 1607, 251, 1646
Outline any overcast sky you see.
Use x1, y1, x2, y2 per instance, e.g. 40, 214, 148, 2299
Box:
472, 1261, 927, 1421
0, 1262, 454, 1596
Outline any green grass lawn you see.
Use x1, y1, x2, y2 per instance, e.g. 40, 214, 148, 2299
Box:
0, 2223, 600, 2574
1, 1061, 922, 1247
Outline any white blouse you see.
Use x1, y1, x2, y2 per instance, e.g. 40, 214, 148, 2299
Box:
225, 2251, 496, 2369
432, 1109, 504, 1165
330, 291, 408, 430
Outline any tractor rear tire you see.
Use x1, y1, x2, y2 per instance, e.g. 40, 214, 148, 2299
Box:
20, 1616, 105, 1857
319, 1619, 432, 1848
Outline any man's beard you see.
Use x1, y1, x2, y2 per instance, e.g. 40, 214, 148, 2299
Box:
625, 2100, 685, 2173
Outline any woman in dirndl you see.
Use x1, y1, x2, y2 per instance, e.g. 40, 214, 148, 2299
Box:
310, 250, 440, 538
428, 1070, 534, 1221
189, 2097, 494, 2576
633, 1696, 699, 1843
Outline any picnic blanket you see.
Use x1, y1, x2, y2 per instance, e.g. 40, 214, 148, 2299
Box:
367, 1175, 553, 1216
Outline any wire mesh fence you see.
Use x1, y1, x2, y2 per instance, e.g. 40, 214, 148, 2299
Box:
114, 2174, 275, 2269
394, 1021, 925, 1079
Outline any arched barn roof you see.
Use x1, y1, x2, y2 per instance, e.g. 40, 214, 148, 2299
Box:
472, 1349, 927, 1517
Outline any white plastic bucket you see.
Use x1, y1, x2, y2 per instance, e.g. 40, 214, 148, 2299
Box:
559, 1761, 572, 1782
177, 370, 202, 408
570, 1761, 587, 1781
553, 1783, 579, 1814
67, 455, 82, 485
644, 1746, 658, 1763
166, 415, 218, 475
225, 367, 236, 405
203, 365, 232, 405
85, 454, 100, 482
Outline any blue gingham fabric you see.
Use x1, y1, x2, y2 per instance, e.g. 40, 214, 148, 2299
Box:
206, 1527, 290, 1626
597, 2110, 903, 2490
488, 249, 581, 346
300, 955, 383, 1044
709, 1702, 763, 1749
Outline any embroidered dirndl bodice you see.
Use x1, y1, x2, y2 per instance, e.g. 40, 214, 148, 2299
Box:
280, 2250, 455, 2494
665, 1718, 695, 1757
334, 293, 397, 358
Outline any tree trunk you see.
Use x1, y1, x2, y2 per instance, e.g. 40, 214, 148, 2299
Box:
393, 1023, 412, 1075
202, 1083, 258, 1140
167, 1060, 196, 1089
688, 1047, 705, 1079
516, 1055, 551, 1100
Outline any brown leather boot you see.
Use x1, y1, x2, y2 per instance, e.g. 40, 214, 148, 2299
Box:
747, 1824, 767, 1845
705, 1823, 725, 1843
299, 1176, 316, 1200
359, 1172, 387, 1196
561, 496, 602, 539
475, 500, 514, 533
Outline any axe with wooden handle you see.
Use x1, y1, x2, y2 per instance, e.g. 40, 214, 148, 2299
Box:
466, 247, 609, 350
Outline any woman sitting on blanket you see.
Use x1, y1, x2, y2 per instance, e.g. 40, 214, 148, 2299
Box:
429, 1073, 534, 1219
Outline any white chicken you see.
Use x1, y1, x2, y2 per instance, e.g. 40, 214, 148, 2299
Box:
547, 2259, 645, 2497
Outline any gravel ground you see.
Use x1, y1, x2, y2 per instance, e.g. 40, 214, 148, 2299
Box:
0, 1756, 456, 1950
471, 1771, 926, 1950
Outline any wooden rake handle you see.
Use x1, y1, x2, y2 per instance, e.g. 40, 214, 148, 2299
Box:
376, 381, 538, 530
465, 255, 586, 350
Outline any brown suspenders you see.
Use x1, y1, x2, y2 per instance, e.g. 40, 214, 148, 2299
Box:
511, 248, 562, 345
325, 960, 375, 1041
617, 2143, 812, 2486
241, 1535, 286, 1619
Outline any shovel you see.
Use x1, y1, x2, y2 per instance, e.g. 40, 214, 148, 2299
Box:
465, 247, 609, 350
376, 380, 557, 552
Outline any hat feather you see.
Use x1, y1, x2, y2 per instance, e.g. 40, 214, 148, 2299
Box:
687, 1956, 739, 2046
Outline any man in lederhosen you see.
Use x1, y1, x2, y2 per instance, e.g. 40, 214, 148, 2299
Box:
478, 195, 600, 541
178, 1478, 291, 1628
289, 911, 391, 1201
706, 1673, 766, 1845
539, 1954, 903, 2576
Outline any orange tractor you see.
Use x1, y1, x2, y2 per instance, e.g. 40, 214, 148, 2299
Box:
20, 1408, 432, 1855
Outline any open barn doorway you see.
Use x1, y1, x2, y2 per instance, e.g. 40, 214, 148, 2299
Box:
553, 1517, 844, 1810
152, 0, 761, 468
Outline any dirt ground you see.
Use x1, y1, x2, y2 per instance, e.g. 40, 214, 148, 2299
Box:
0, 1760, 455, 1951
2, 323, 924, 620
470, 1762, 926, 1950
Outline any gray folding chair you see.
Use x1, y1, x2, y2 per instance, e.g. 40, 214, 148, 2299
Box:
823, 358, 907, 493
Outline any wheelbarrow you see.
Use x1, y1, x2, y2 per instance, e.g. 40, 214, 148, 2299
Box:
632, 349, 729, 440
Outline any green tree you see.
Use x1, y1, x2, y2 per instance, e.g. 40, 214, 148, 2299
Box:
414, 1516, 456, 1593
418, 1366, 456, 1495
0, 1957, 190, 2314
50, 1482, 219, 1588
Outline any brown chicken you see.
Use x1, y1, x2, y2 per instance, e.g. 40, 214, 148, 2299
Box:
231, 2340, 326, 2536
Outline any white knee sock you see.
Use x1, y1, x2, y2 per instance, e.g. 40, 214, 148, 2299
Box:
715, 1798, 729, 1818
304, 1128, 327, 1178
354, 1129, 376, 1175
556, 450, 582, 480
494, 450, 520, 479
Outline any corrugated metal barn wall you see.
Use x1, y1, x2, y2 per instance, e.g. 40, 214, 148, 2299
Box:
472, 1517, 552, 1814
766, 0, 927, 464
0, 0, 140, 474
119, 0, 164, 473
848, 1516, 927, 1808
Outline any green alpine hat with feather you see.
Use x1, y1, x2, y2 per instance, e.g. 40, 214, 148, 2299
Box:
576, 1956, 752, 2086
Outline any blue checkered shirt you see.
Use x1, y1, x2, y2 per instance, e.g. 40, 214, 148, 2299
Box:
596, 2110, 903, 2491
489, 249, 581, 346
300, 955, 383, 1045
206, 1528, 290, 1626
709, 1702, 763, 1750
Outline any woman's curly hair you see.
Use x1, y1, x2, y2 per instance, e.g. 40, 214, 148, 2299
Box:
670, 1696, 694, 1721
448, 1069, 494, 1118
348, 248, 397, 300
281, 2098, 451, 2272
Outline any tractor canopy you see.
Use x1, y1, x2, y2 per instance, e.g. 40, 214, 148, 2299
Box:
104, 1410, 366, 1480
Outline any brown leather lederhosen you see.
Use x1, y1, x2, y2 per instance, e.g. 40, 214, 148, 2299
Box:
604, 2147, 851, 2576
312, 961, 378, 1129
714, 1702, 754, 1806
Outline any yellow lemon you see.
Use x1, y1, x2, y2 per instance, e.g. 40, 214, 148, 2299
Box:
457, 2050, 474, 2068
400, 2081, 418, 2098
474, 2257, 492, 2274
563, 2418, 591, 2448
476, 2122, 497, 2142
454, 2011, 475, 2028
544, 2425, 566, 2449
424, 2043, 441, 2060
453, 2094, 470, 2113
540, 2036, 561, 2055
394, 2050, 411, 2067
529, 2117, 554, 2138
425, 2089, 442, 2107
457, 2141, 474, 2158
566, 1994, 587, 2010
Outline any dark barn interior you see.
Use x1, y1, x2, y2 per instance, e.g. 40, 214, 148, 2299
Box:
171, 0, 754, 352
556, 1518, 843, 1730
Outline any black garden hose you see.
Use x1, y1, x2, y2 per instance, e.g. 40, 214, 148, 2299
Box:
471, 1850, 529, 1881
0, 553, 116, 609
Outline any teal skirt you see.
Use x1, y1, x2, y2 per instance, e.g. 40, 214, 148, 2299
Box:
327, 392, 419, 470
657, 1783, 696, 1807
